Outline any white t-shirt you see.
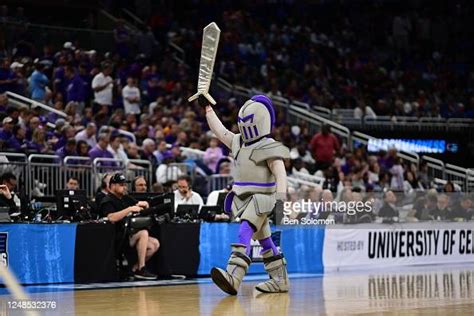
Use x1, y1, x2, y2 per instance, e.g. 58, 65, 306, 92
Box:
75, 129, 97, 148
122, 85, 141, 114
174, 190, 204, 211
156, 164, 184, 184
354, 106, 377, 119
92, 72, 113, 105
206, 189, 225, 206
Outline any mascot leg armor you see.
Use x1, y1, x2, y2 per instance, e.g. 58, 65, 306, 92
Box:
211, 243, 251, 295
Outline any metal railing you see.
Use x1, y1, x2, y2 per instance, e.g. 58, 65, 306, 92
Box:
2, 20, 115, 53
6, 92, 67, 128
208, 175, 232, 193
210, 75, 472, 192
28, 154, 62, 198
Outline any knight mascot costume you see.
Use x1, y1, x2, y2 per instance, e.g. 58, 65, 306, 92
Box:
203, 95, 290, 295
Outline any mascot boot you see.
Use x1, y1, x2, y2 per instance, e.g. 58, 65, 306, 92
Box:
255, 249, 289, 293
211, 243, 251, 295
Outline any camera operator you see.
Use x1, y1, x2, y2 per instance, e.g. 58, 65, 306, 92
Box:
100, 173, 159, 280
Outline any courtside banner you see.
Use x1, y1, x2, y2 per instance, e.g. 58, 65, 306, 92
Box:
0, 223, 77, 284
323, 222, 474, 271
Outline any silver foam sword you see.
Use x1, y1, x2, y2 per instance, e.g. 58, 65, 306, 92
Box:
188, 22, 221, 105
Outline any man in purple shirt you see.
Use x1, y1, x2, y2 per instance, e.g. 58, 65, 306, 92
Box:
65, 65, 86, 113
6, 125, 27, 152
88, 133, 115, 166
0, 117, 14, 142
55, 138, 78, 161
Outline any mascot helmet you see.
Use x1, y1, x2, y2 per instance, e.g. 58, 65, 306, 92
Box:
237, 95, 275, 143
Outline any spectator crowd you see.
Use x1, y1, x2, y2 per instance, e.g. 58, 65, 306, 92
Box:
0, 1, 472, 222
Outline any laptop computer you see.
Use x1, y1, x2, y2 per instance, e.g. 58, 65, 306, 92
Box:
176, 204, 200, 220
199, 205, 222, 221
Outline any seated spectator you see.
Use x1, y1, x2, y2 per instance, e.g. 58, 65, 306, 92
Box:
6, 124, 27, 152
55, 138, 77, 160
217, 161, 232, 176
207, 182, 232, 206
378, 190, 399, 220
27, 127, 50, 153
174, 175, 203, 211
132, 176, 148, 193
447, 196, 472, 221
354, 101, 377, 119
76, 140, 90, 157
432, 194, 451, 220
0, 182, 17, 216
203, 135, 223, 173
75, 122, 97, 148
414, 193, 437, 221
153, 140, 168, 165
25, 116, 41, 140
53, 124, 76, 151
141, 138, 158, 166
66, 176, 79, 190
0, 117, 14, 142
107, 133, 131, 166
88, 133, 114, 165
156, 151, 183, 184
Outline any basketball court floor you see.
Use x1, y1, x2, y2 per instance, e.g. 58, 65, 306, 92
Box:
1, 264, 473, 315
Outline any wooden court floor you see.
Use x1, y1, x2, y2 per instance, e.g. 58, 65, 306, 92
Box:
1, 265, 473, 315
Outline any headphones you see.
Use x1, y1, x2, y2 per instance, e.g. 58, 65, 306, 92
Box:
132, 176, 146, 191
100, 174, 110, 189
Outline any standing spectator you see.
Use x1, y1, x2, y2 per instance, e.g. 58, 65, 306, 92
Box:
28, 62, 49, 102
65, 65, 86, 114
137, 26, 158, 59
390, 157, 404, 191
310, 124, 340, 171
122, 77, 141, 115
113, 20, 130, 58
92, 63, 113, 114
0, 58, 16, 93
75, 122, 97, 148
